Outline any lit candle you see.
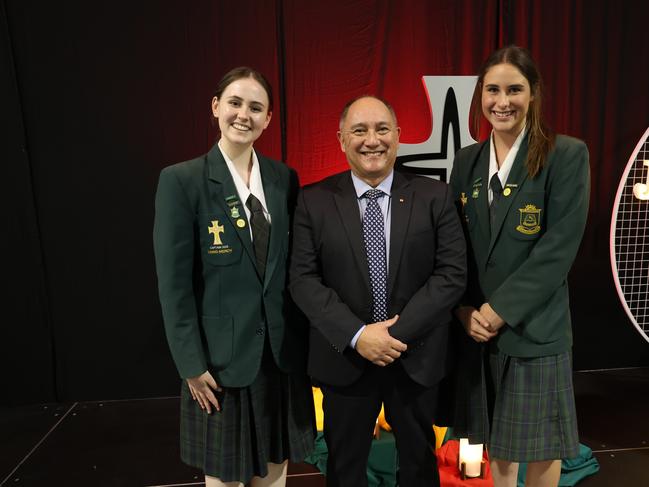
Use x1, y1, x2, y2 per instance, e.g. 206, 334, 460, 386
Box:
459, 438, 483, 478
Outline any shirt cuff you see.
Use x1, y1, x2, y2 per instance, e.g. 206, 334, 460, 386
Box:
350, 324, 366, 349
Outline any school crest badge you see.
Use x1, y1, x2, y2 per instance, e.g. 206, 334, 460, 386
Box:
516, 204, 541, 235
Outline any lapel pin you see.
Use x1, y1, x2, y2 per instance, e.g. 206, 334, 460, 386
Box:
230, 206, 240, 218
503, 188, 512, 197
236, 218, 246, 228
399, 198, 404, 203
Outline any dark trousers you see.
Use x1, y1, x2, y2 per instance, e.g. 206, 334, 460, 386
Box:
321, 362, 440, 487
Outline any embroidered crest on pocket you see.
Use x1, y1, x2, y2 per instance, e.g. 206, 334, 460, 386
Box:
516, 204, 542, 235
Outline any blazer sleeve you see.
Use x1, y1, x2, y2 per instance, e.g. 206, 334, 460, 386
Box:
289, 189, 366, 352
389, 184, 467, 341
489, 139, 590, 326
153, 167, 207, 378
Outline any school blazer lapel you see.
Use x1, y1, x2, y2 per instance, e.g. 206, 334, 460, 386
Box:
487, 137, 530, 258
472, 143, 491, 243
205, 145, 256, 270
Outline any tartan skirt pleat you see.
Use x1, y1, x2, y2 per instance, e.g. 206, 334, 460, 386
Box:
487, 350, 580, 463
179, 352, 315, 483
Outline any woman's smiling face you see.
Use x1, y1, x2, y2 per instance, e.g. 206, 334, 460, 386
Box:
481, 62, 534, 138
212, 77, 271, 148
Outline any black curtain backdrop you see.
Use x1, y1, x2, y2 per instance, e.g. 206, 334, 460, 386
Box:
2, 0, 648, 405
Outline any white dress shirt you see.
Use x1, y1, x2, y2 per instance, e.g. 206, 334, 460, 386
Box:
488, 127, 527, 204
219, 141, 270, 241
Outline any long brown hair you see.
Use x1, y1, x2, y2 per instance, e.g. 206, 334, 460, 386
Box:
471, 46, 555, 178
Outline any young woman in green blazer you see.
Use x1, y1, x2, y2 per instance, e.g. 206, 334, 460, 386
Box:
450, 46, 589, 487
154, 67, 314, 487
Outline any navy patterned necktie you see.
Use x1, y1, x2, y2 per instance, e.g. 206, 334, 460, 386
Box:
362, 189, 388, 323
246, 194, 270, 279
489, 173, 503, 230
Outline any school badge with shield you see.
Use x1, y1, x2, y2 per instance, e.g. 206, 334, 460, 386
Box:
516, 204, 542, 235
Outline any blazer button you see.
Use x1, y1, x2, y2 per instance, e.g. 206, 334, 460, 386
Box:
256, 328, 265, 336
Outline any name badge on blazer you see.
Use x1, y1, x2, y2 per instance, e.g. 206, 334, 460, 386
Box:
471, 178, 482, 199
225, 194, 247, 229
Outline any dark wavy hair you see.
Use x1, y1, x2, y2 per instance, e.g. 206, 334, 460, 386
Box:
471, 45, 555, 178
213, 66, 273, 112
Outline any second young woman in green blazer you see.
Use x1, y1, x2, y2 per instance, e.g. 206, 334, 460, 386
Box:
450, 46, 589, 487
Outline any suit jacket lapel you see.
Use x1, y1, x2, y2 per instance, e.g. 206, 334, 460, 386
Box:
205, 144, 256, 270
388, 171, 413, 297
487, 136, 530, 258
334, 172, 372, 295
259, 155, 282, 289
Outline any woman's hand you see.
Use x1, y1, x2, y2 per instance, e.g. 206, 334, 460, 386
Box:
455, 305, 498, 343
479, 303, 506, 332
186, 371, 222, 414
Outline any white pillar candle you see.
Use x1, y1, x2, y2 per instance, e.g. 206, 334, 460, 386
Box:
459, 438, 483, 478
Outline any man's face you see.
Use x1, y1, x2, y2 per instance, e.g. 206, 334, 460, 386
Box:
337, 97, 400, 187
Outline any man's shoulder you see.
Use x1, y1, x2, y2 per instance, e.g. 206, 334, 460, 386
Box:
301, 170, 351, 194
396, 171, 449, 195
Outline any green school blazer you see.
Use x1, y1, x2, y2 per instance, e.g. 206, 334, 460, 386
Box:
450, 134, 590, 357
153, 144, 305, 386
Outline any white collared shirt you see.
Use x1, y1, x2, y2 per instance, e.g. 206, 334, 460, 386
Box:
488, 127, 527, 204
219, 141, 270, 241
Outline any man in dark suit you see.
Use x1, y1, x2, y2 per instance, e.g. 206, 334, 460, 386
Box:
289, 96, 467, 486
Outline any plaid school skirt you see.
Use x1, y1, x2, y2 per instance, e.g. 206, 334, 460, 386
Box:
487, 350, 580, 463
179, 351, 315, 483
